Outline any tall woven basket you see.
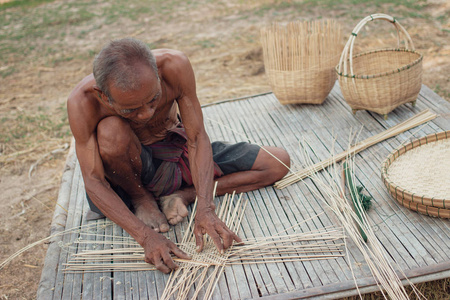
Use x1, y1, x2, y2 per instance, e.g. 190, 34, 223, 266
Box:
336, 14, 423, 118
260, 20, 342, 105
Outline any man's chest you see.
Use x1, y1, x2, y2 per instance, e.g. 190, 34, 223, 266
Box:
130, 104, 179, 145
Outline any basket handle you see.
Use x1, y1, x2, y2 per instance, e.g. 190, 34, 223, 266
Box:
337, 13, 415, 77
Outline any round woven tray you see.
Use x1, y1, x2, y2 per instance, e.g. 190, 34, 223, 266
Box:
381, 131, 450, 218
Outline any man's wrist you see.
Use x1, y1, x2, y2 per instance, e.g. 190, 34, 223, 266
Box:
136, 225, 156, 246
196, 200, 215, 212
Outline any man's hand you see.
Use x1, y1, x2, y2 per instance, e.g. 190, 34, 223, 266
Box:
194, 208, 242, 254
142, 229, 191, 273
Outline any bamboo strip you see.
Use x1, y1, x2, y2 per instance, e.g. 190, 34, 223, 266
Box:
298, 144, 424, 299
275, 109, 436, 188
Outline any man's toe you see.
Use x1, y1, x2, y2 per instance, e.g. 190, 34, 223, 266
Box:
160, 223, 170, 232
179, 205, 189, 218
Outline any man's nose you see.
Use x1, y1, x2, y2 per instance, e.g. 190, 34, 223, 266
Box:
137, 105, 154, 120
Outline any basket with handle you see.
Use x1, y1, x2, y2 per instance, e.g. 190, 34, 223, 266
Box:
261, 20, 343, 105
336, 14, 423, 118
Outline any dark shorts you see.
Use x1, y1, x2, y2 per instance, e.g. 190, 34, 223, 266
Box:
86, 141, 260, 215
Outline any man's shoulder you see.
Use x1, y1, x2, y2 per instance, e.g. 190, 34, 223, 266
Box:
153, 49, 188, 64
68, 74, 96, 102
153, 49, 191, 75
68, 75, 96, 115
67, 74, 104, 134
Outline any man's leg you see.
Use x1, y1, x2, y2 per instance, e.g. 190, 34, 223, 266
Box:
97, 116, 169, 232
215, 146, 290, 194
160, 145, 290, 225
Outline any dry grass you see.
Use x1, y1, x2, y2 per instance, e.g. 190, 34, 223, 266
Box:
341, 278, 450, 300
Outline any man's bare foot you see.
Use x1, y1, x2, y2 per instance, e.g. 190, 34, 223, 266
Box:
160, 193, 189, 225
134, 199, 170, 233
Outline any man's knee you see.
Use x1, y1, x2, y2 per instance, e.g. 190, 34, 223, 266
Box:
97, 116, 137, 160
255, 146, 290, 183
268, 147, 290, 180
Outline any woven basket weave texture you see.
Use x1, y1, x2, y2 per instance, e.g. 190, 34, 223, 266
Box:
337, 14, 423, 116
261, 20, 342, 105
381, 131, 450, 218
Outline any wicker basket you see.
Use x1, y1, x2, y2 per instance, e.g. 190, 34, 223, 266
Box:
381, 131, 450, 218
261, 20, 342, 105
336, 14, 423, 118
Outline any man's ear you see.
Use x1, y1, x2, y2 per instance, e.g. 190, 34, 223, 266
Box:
93, 86, 111, 106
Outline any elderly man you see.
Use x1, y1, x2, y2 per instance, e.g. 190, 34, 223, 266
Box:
67, 38, 290, 273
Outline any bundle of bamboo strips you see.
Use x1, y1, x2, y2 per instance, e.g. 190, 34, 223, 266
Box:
260, 20, 343, 104
298, 142, 424, 299
275, 109, 436, 189
64, 228, 344, 272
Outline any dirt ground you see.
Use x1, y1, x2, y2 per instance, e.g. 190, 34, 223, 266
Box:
0, 0, 449, 299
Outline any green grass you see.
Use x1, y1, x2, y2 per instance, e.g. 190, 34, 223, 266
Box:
0, 0, 56, 11
1, 0, 432, 75
195, 39, 216, 49
252, 0, 429, 20
0, 0, 202, 75
434, 84, 450, 100
0, 104, 70, 146
0, 1, 97, 66
0, 66, 16, 78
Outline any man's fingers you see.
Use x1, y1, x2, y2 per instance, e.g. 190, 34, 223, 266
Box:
154, 257, 171, 274
161, 251, 178, 271
209, 230, 224, 254
171, 246, 191, 260
218, 227, 234, 250
215, 224, 242, 250
232, 232, 243, 244
195, 230, 204, 252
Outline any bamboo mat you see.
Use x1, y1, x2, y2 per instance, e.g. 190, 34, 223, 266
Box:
38, 84, 450, 299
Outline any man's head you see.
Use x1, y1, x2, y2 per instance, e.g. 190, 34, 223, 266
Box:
93, 37, 158, 104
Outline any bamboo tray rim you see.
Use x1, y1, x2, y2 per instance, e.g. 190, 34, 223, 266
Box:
381, 131, 450, 210
390, 188, 450, 219
335, 48, 423, 79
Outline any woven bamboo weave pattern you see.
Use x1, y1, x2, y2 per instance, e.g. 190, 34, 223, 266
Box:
387, 139, 450, 200
391, 192, 450, 219
382, 131, 450, 218
260, 20, 342, 104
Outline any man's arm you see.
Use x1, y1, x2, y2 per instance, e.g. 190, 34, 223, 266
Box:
172, 53, 242, 253
67, 87, 189, 273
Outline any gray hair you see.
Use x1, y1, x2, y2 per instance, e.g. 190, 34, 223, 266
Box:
93, 38, 158, 103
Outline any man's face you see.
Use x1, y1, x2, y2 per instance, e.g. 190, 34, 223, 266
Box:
108, 65, 162, 125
